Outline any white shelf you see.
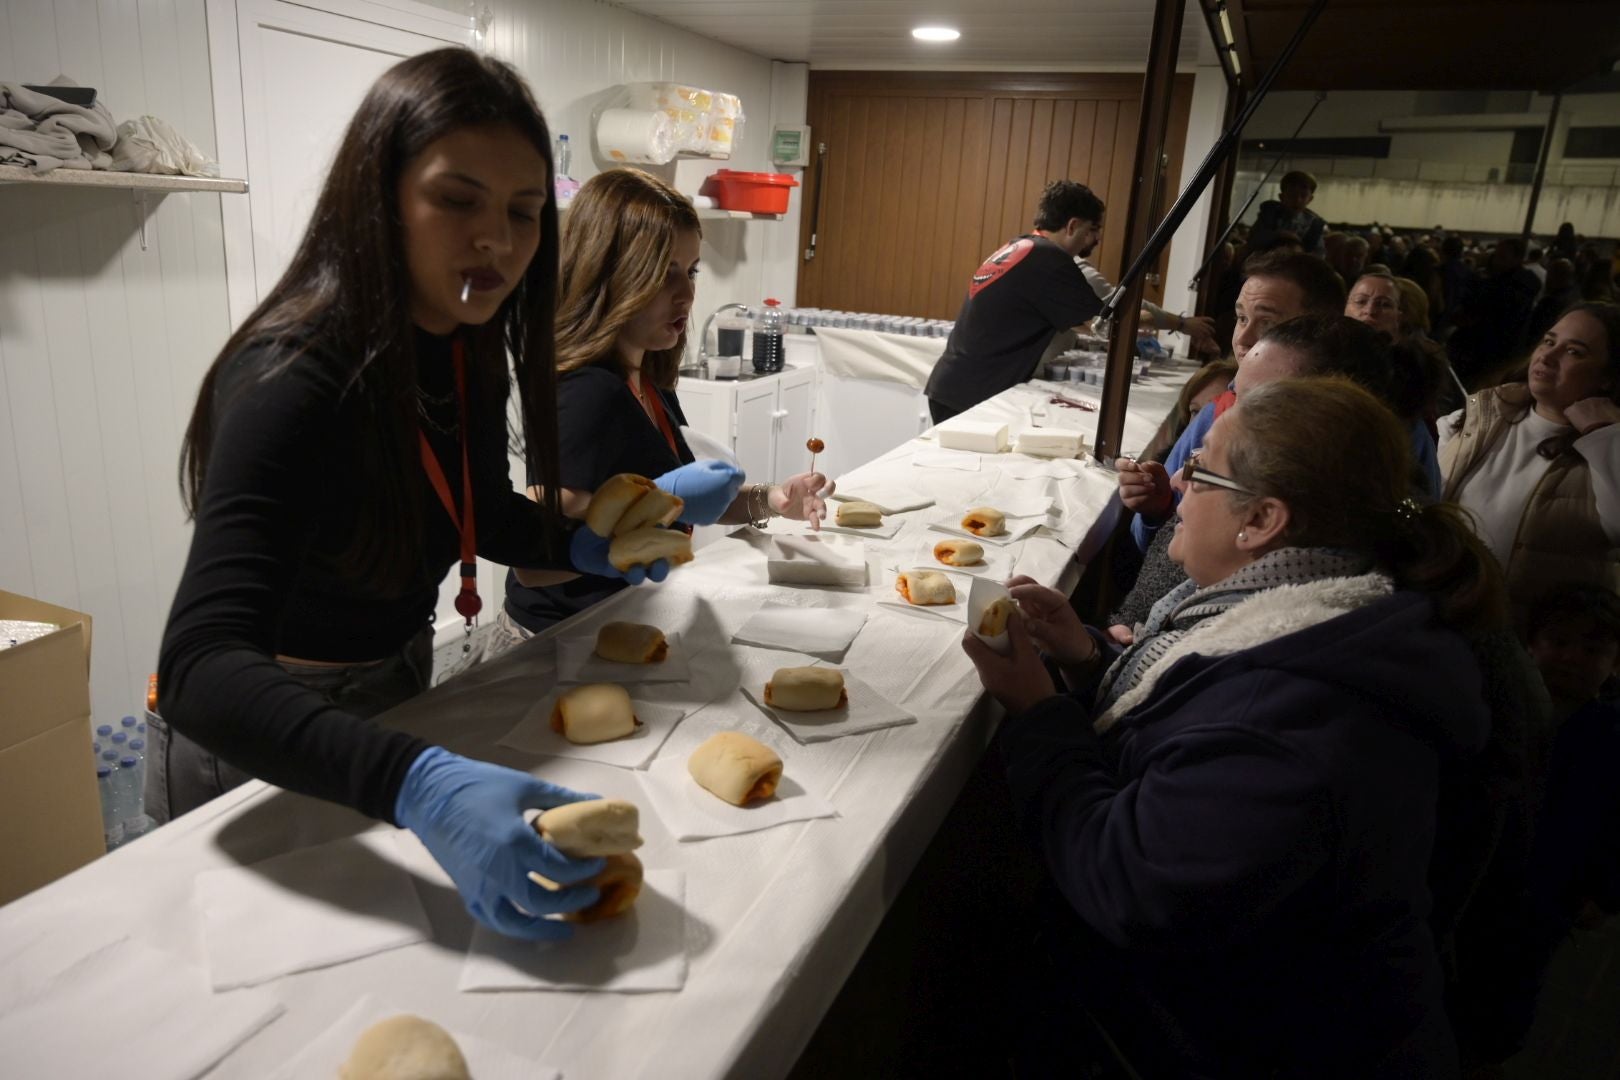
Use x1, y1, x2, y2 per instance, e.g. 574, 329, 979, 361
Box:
0, 164, 247, 193
696, 207, 784, 221
555, 198, 781, 222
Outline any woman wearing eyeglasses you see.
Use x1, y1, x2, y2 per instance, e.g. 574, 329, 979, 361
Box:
964, 377, 1504, 1077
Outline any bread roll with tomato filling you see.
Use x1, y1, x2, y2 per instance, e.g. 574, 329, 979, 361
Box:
933, 539, 984, 566
960, 507, 1006, 537
535, 798, 643, 857
594, 621, 668, 664
764, 666, 847, 711
896, 570, 956, 605
977, 597, 1016, 637
835, 501, 883, 527
688, 732, 783, 806
608, 526, 694, 573
550, 684, 641, 744
586, 473, 657, 536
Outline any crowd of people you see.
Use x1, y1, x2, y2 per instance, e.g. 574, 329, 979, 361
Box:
955, 170, 1619, 1076
140, 46, 1616, 1077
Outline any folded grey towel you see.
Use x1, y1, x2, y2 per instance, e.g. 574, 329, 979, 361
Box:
0, 78, 118, 172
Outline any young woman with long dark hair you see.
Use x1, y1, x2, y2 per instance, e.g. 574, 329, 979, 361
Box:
152, 49, 679, 939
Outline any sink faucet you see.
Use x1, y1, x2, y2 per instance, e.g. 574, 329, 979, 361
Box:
698, 302, 751, 365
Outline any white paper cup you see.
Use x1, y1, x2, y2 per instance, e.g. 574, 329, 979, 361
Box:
968, 577, 1015, 655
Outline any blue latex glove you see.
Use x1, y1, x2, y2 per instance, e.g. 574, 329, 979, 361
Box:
569, 524, 669, 584
395, 747, 605, 940
657, 459, 745, 526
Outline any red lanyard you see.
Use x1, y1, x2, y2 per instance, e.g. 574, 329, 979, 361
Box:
419, 339, 480, 624
635, 377, 680, 456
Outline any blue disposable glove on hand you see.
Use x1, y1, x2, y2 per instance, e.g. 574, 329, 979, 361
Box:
395, 747, 605, 940
657, 459, 745, 526
568, 524, 669, 584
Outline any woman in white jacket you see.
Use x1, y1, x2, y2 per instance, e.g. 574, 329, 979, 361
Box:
1439, 302, 1620, 628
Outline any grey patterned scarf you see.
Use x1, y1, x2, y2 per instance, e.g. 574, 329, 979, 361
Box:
1094, 547, 1373, 716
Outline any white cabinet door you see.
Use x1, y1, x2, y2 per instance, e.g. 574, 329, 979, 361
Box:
773, 367, 817, 481
733, 381, 779, 488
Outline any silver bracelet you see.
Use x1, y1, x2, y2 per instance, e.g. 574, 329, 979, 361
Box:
748, 483, 772, 529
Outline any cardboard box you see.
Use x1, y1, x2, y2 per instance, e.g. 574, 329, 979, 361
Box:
0, 590, 103, 905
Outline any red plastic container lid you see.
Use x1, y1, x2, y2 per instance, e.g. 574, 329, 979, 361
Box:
710, 169, 800, 187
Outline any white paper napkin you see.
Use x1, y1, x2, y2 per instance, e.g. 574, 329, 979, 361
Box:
268, 995, 557, 1080
830, 483, 935, 514
907, 537, 1012, 578
986, 492, 1059, 518
1003, 458, 1090, 481
459, 870, 688, 993
876, 567, 969, 624
498, 695, 687, 769
740, 670, 916, 743
637, 753, 837, 840
194, 830, 433, 990
766, 532, 869, 586
556, 631, 692, 684
0, 938, 284, 1080
912, 447, 982, 471
927, 514, 1044, 547
732, 604, 868, 658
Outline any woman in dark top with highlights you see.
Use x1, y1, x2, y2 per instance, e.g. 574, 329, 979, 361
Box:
492, 168, 831, 653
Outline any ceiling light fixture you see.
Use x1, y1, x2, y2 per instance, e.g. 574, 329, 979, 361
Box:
912, 26, 961, 42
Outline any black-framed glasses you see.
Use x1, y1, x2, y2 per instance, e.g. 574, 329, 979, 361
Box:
1180, 449, 1252, 495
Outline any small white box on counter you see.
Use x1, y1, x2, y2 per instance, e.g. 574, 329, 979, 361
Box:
935, 420, 1008, 454
1015, 429, 1085, 458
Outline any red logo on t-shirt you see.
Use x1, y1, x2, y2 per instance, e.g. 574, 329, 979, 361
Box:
968, 238, 1035, 298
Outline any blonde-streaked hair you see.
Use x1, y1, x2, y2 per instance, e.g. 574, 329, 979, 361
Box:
556, 168, 701, 390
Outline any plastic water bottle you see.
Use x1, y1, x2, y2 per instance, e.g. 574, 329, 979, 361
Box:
555, 133, 571, 178
96, 723, 113, 746
110, 730, 127, 751
114, 756, 141, 840
96, 765, 123, 849
121, 714, 137, 733
753, 298, 785, 373
128, 738, 148, 827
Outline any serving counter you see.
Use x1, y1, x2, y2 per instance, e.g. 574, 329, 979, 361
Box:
0, 375, 1182, 1080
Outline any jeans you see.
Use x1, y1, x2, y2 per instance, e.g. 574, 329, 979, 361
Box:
144, 629, 432, 823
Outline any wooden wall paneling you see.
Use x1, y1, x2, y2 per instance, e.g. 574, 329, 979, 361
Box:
875, 96, 911, 311
913, 96, 946, 318
1108, 98, 1142, 287
999, 97, 1034, 243
930, 96, 966, 317
951, 96, 990, 317
979, 97, 1013, 257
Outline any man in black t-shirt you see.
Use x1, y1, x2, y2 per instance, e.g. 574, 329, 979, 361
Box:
925, 180, 1107, 422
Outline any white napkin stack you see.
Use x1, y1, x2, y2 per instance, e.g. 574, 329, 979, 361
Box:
731, 604, 868, 658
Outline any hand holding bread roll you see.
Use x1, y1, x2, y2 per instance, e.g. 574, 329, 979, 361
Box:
977, 597, 1016, 637
896, 570, 956, 606
595, 621, 668, 664
933, 539, 985, 567
764, 667, 847, 711
586, 474, 658, 536
609, 526, 694, 573
531, 799, 645, 923
550, 684, 642, 744
961, 506, 1007, 537
688, 731, 783, 806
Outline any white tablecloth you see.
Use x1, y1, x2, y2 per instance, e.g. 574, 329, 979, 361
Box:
0, 377, 1178, 1080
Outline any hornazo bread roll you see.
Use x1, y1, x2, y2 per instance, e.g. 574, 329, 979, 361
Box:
613, 486, 684, 536
530, 800, 645, 923
764, 666, 847, 711
933, 538, 984, 566
688, 731, 783, 806
896, 570, 956, 606
961, 507, 1007, 537
550, 683, 641, 744
535, 798, 643, 857
586, 473, 657, 536
341, 1015, 470, 1080
595, 621, 668, 664
609, 526, 694, 573
835, 501, 883, 527
978, 597, 1016, 637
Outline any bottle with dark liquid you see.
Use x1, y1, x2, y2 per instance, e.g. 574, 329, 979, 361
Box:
753, 297, 785, 373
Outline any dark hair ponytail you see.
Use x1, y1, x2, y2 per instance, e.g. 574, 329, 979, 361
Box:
1230, 378, 1507, 635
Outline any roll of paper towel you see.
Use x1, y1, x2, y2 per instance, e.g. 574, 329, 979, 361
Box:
597, 108, 676, 165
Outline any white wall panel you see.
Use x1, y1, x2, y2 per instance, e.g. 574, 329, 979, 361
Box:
0, 0, 232, 729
